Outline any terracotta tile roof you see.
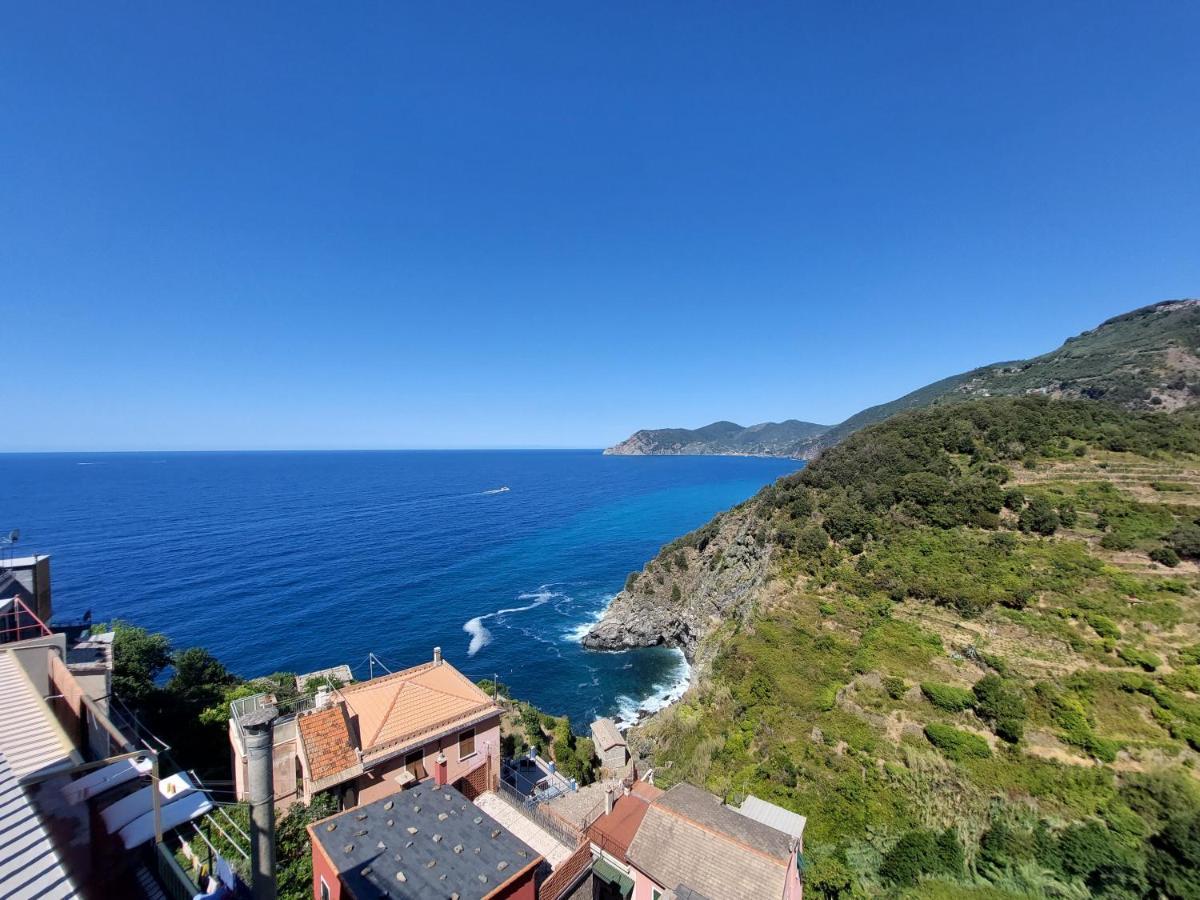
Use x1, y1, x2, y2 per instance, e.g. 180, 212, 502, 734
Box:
339, 659, 499, 756
629, 781, 663, 803
626, 784, 793, 900
297, 704, 359, 782
586, 784, 662, 858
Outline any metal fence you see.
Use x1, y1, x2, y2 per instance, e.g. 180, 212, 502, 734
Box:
156, 842, 202, 900
496, 778, 586, 849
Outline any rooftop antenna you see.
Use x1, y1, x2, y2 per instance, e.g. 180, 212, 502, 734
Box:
0, 529, 18, 569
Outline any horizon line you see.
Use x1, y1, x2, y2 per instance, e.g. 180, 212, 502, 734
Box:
0, 446, 614, 455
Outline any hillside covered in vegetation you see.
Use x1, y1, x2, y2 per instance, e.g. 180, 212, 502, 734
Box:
599, 397, 1200, 898
607, 300, 1200, 462
798, 299, 1200, 459
604, 418, 828, 457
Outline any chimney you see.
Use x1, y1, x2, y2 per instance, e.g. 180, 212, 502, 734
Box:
314, 686, 330, 709
605, 786, 615, 816
241, 706, 279, 900
433, 646, 442, 666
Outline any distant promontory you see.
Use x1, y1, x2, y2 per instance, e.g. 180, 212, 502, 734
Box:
603, 419, 829, 458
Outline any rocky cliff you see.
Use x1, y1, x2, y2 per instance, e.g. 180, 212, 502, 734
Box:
582, 502, 774, 673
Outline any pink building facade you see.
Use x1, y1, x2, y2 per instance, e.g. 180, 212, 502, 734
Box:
230, 648, 503, 812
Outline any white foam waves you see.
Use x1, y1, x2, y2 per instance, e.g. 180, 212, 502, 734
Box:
563, 597, 612, 643
612, 648, 692, 730
463, 586, 561, 657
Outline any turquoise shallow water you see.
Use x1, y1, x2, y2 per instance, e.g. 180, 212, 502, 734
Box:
0, 450, 799, 724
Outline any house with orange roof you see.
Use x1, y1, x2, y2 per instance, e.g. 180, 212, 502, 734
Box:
230, 647, 503, 811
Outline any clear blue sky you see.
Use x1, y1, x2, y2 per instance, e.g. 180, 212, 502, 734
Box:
3, 2, 1198, 451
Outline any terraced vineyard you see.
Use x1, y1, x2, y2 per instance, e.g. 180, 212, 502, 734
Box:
623, 398, 1200, 898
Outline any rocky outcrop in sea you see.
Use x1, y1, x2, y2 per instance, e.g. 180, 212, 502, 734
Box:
582, 502, 772, 675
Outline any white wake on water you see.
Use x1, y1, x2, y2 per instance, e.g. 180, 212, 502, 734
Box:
463, 587, 560, 657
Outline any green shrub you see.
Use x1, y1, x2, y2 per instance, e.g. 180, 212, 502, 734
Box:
920, 682, 974, 712
1087, 614, 1121, 640
880, 828, 964, 886
924, 723, 991, 760
884, 676, 907, 700
1163, 666, 1200, 693
1147, 808, 1200, 899
1042, 685, 1120, 762
977, 822, 1032, 874
972, 675, 1026, 743
1150, 546, 1181, 567
1118, 646, 1162, 671
1003, 489, 1025, 511
1101, 531, 1135, 551
1019, 496, 1059, 535
1167, 523, 1200, 559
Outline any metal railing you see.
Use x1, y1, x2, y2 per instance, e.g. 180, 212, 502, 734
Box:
496, 779, 585, 849
229, 689, 315, 744
156, 842, 202, 900
0, 595, 52, 643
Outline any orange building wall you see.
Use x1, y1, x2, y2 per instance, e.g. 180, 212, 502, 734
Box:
355, 714, 501, 805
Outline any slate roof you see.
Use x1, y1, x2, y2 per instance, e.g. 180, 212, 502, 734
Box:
590, 718, 625, 751
297, 704, 361, 783
308, 783, 542, 900
340, 660, 500, 758
625, 784, 793, 900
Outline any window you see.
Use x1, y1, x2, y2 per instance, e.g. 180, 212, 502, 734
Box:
405, 750, 427, 780
319, 876, 331, 900
459, 728, 476, 760
652, 890, 662, 900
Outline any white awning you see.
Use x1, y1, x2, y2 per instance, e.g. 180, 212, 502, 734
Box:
61, 755, 153, 804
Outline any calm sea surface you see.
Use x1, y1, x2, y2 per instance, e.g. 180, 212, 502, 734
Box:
0, 450, 799, 725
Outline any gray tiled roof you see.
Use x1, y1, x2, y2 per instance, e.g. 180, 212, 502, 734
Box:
654, 783, 793, 859
626, 784, 792, 900
590, 718, 625, 751
310, 784, 542, 900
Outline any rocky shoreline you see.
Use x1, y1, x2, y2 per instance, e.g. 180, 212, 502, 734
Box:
582, 501, 772, 678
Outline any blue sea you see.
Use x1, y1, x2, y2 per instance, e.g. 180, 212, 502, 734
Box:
0, 451, 798, 726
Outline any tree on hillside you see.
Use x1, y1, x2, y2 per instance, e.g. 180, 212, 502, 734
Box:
276, 792, 338, 900
111, 621, 172, 703
168, 647, 238, 710
1148, 810, 1200, 900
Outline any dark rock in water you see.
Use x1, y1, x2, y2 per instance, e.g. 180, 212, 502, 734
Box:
582, 503, 772, 676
